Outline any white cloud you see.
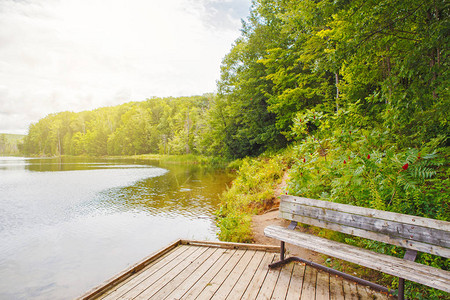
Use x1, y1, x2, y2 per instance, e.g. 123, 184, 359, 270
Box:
0, 0, 251, 134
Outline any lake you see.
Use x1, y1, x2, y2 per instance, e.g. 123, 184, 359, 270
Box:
0, 156, 232, 299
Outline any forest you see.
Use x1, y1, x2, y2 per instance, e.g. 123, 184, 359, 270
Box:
21, 0, 448, 298
0, 134, 24, 155
22, 95, 214, 156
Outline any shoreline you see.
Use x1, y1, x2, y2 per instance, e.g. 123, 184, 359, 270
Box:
250, 171, 325, 264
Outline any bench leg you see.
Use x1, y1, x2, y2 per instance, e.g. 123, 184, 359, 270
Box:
397, 249, 418, 300
268, 241, 291, 268
398, 278, 405, 300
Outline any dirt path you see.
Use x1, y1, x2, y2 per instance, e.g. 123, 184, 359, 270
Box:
251, 171, 325, 264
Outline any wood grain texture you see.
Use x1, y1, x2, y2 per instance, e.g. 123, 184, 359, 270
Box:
300, 265, 317, 300
271, 262, 295, 300
280, 195, 450, 231
279, 211, 450, 258
329, 275, 345, 300
225, 250, 266, 299
265, 225, 450, 292
80, 241, 395, 300
279, 201, 450, 250
178, 249, 238, 299
285, 263, 306, 300
210, 250, 256, 299
316, 270, 330, 300
162, 247, 229, 300
240, 252, 276, 300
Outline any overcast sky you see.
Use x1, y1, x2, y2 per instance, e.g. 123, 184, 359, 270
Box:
0, 0, 252, 134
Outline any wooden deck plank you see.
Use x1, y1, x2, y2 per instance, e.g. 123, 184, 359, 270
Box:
360, 285, 393, 300
147, 247, 219, 299
255, 255, 282, 300
329, 275, 345, 300
99, 244, 191, 300
357, 283, 373, 299
285, 263, 306, 300
240, 252, 277, 300
114, 245, 203, 299
81, 241, 397, 300
162, 247, 229, 300
178, 249, 238, 300
271, 262, 295, 300
300, 265, 317, 300
342, 279, 358, 300
316, 270, 330, 300
194, 249, 247, 299
185, 249, 246, 299
375, 290, 394, 300
129, 246, 209, 299
224, 250, 266, 299
210, 250, 257, 299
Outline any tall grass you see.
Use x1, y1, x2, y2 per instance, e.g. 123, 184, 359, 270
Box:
216, 155, 287, 242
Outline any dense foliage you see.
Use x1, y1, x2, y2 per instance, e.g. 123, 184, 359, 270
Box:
216, 156, 286, 242
212, 0, 448, 298
22, 96, 213, 156
0, 134, 24, 155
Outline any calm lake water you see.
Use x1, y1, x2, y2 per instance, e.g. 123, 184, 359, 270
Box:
0, 156, 232, 299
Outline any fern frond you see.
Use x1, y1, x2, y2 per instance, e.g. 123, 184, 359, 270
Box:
412, 167, 436, 180
354, 165, 365, 176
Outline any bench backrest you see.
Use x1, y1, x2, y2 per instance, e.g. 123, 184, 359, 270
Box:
279, 195, 450, 258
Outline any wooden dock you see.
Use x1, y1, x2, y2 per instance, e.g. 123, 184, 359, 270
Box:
78, 240, 394, 300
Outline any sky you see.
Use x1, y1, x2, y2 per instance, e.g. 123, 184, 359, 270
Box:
0, 0, 252, 134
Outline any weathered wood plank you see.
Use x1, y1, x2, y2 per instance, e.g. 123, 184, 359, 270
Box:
255, 255, 282, 300
342, 280, 358, 300
372, 288, 394, 300
80, 241, 401, 300
100, 244, 192, 300
264, 225, 450, 292
280, 211, 450, 258
193, 249, 247, 299
329, 275, 345, 300
300, 265, 317, 300
135, 246, 210, 298
357, 283, 372, 299
81, 239, 183, 300
271, 262, 295, 300
316, 270, 330, 300
281, 195, 450, 231
182, 240, 280, 252
280, 201, 450, 250
147, 247, 219, 299
210, 250, 256, 299
225, 250, 266, 299
358, 284, 394, 300
240, 252, 277, 300
162, 247, 229, 300
116, 245, 205, 299
285, 263, 306, 300
178, 249, 238, 300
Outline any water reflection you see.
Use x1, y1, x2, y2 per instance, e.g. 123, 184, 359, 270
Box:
0, 157, 232, 299
98, 164, 230, 219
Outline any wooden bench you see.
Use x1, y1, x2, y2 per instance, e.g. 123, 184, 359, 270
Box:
264, 195, 450, 300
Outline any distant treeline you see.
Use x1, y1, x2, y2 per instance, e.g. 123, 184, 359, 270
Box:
22, 96, 218, 156
0, 134, 24, 156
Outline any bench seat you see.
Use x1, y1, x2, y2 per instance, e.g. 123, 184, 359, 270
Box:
264, 224, 450, 293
